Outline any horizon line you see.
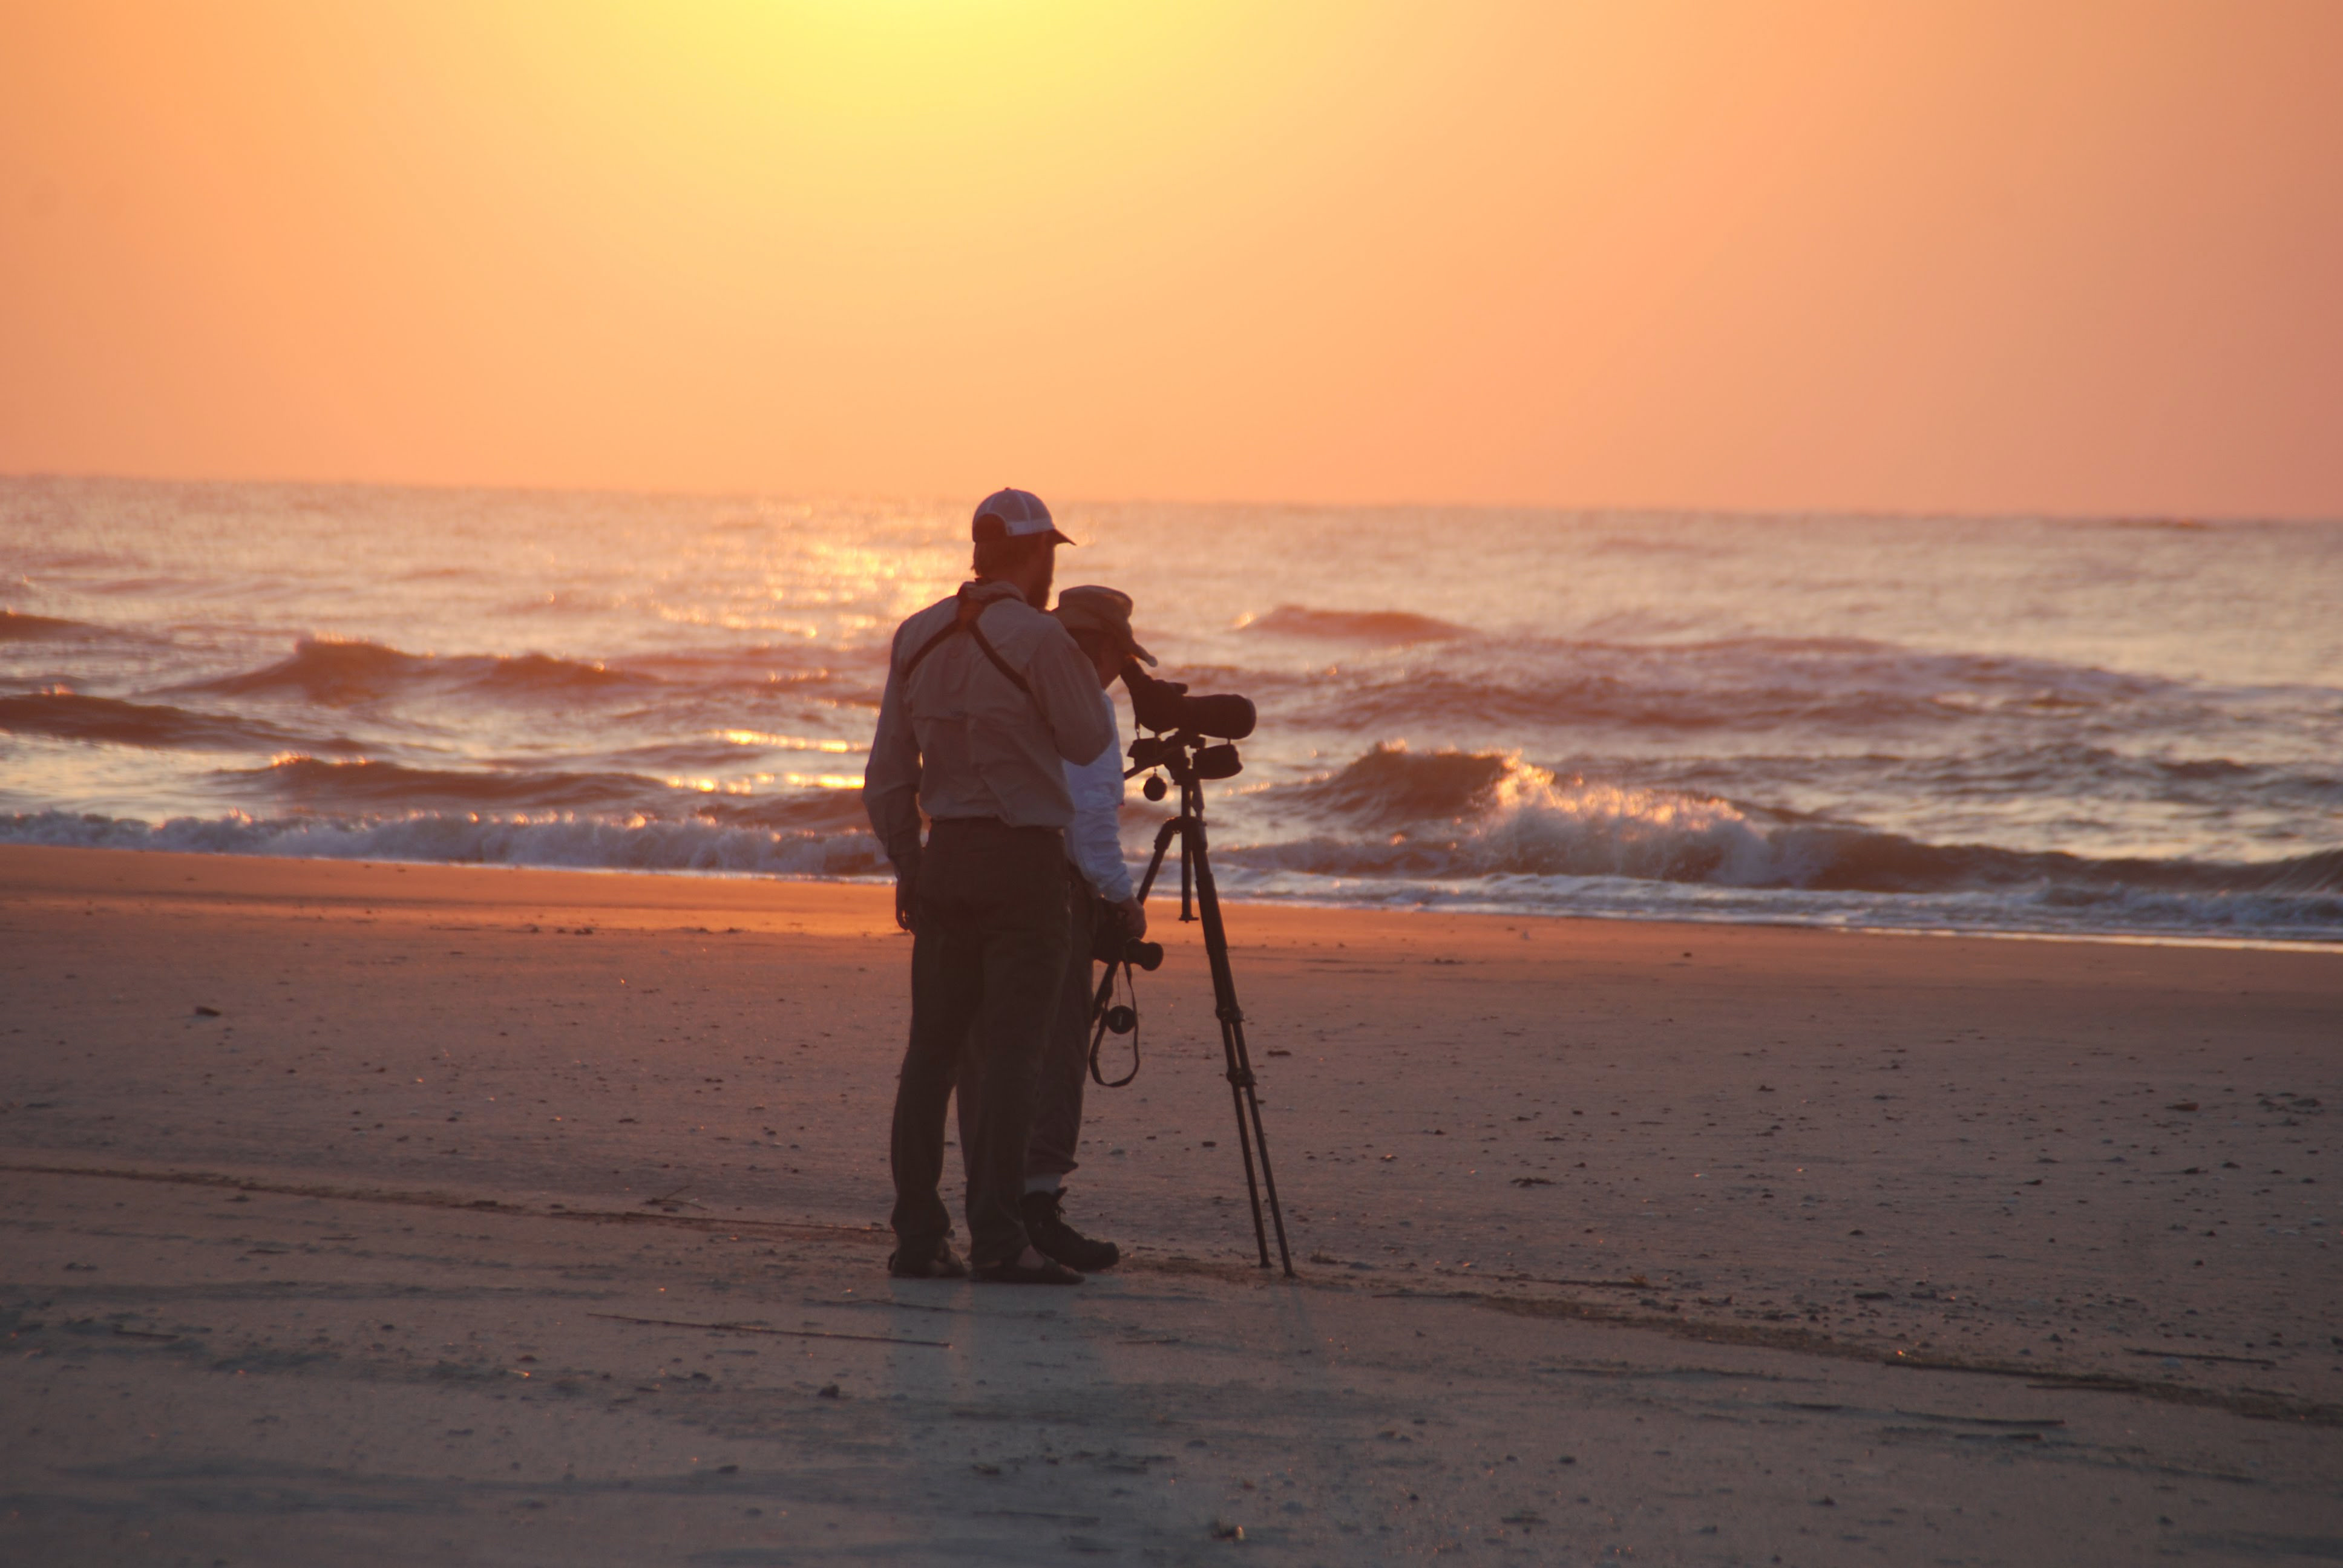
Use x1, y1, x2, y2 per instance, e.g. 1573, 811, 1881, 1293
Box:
1, 466, 2335, 531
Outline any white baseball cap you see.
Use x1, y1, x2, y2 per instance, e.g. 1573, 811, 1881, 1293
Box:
972, 488, 1074, 546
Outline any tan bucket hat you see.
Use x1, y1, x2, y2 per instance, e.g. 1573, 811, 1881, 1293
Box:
1052, 585, 1157, 667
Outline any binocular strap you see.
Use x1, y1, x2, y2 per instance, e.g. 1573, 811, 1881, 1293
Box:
1087, 957, 1141, 1089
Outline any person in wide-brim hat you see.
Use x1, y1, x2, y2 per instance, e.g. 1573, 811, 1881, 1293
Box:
1050, 584, 1156, 670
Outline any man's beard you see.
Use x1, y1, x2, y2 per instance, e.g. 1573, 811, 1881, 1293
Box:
1026, 553, 1055, 609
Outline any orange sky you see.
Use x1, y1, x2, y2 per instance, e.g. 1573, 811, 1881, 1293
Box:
3, 1, 2338, 517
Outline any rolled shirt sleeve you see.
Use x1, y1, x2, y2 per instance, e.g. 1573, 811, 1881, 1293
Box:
1063, 688, 1133, 902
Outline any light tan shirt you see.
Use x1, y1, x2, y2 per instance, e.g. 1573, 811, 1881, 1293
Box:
863, 580, 1115, 876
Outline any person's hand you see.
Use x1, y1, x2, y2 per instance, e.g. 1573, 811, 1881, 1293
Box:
894, 875, 918, 933
1113, 897, 1146, 941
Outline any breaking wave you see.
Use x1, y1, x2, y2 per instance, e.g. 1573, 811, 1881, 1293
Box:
0, 609, 106, 641
1239, 605, 1474, 645
220, 756, 672, 814
0, 808, 885, 878
1236, 743, 2343, 905
1281, 639, 2180, 735
1881, 744, 2343, 815
206, 756, 880, 828
0, 691, 352, 753
188, 637, 654, 705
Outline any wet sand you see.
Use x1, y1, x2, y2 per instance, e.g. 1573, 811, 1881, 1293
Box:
3, 844, 2339, 1564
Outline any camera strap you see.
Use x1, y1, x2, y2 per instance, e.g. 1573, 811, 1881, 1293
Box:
1087, 957, 1141, 1089
899, 587, 1033, 698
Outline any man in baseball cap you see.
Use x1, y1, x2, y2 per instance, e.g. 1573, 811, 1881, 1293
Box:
971, 487, 1075, 552
864, 489, 1110, 1284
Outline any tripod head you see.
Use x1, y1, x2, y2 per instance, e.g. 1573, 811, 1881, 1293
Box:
1128, 729, 1242, 799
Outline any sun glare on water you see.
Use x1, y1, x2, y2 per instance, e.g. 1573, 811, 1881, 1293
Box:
718, 730, 860, 754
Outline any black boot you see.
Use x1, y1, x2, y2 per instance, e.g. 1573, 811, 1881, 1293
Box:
1020, 1188, 1121, 1272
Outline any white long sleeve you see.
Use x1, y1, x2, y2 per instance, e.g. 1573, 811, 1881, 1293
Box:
1063, 687, 1134, 903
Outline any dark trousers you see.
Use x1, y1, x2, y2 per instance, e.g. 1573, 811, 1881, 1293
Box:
1030, 862, 1099, 1183
889, 818, 1070, 1269
957, 860, 1097, 1189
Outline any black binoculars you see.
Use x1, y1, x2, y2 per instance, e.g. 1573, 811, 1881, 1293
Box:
1093, 926, 1163, 970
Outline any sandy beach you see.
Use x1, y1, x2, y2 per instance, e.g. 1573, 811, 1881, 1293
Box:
4, 843, 2339, 1565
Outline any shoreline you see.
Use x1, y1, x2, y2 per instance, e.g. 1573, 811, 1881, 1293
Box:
5, 835, 2335, 953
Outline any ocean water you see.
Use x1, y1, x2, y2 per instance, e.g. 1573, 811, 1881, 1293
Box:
4, 475, 2339, 944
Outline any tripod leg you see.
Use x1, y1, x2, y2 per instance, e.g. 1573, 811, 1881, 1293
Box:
1215, 1015, 1269, 1269
1182, 814, 1295, 1277
1179, 830, 1194, 923
1225, 1014, 1292, 1274
1134, 818, 1181, 904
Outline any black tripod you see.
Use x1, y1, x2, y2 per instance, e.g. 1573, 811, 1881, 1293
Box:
1123, 730, 1295, 1277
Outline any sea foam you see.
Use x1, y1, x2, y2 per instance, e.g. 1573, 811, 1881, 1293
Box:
0, 808, 885, 878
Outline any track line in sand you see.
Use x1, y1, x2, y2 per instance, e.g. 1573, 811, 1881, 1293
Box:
585, 1310, 950, 1348
11, 1156, 2335, 1430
